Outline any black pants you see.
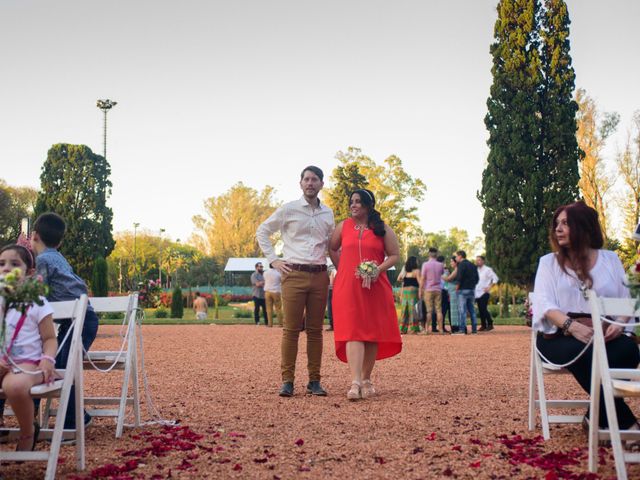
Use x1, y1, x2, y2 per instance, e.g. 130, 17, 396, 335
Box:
441, 289, 451, 327
536, 333, 640, 429
476, 293, 492, 329
253, 297, 268, 325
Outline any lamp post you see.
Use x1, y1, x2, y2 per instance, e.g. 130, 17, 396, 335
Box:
96, 99, 117, 160
133, 222, 140, 288
159, 228, 165, 288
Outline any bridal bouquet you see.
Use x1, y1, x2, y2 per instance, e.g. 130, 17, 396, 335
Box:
355, 260, 379, 289
1, 268, 49, 344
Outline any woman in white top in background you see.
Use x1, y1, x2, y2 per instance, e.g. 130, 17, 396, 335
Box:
533, 201, 639, 432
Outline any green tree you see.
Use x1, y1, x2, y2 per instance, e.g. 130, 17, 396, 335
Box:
323, 161, 368, 222
106, 232, 200, 291
91, 256, 109, 296
479, 0, 579, 287
539, 0, 582, 215
0, 179, 37, 246
575, 88, 619, 240
616, 111, 640, 267
34, 144, 115, 280
324, 147, 426, 242
171, 286, 184, 319
191, 182, 280, 264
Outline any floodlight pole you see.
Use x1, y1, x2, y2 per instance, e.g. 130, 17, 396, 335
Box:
96, 99, 117, 159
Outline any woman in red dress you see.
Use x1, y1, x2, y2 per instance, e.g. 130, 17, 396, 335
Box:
330, 189, 402, 400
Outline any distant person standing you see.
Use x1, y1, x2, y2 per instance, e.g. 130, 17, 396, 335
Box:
251, 262, 268, 326
455, 250, 479, 334
193, 291, 208, 320
420, 247, 445, 334
398, 256, 421, 334
437, 255, 451, 330
475, 255, 499, 331
264, 267, 283, 327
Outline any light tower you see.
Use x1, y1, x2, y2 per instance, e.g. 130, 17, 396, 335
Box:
96, 99, 117, 159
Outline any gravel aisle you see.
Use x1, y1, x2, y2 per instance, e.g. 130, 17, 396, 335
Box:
2, 325, 638, 479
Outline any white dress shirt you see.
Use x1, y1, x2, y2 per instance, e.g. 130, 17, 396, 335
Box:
475, 265, 499, 298
263, 269, 282, 293
257, 196, 334, 265
532, 250, 630, 334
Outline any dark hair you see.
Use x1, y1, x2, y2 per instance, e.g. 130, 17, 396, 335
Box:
195, 291, 201, 297
450, 256, 457, 263
428, 247, 438, 254
550, 201, 603, 287
404, 256, 418, 272
477, 255, 486, 261
436, 255, 445, 263
350, 189, 385, 237
300, 166, 324, 181
456, 250, 467, 259
0, 244, 35, 271
255, 262, 263, 268
33, 212, 66, 247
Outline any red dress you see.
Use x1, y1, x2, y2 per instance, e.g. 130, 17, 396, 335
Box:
333, 217, 402, 363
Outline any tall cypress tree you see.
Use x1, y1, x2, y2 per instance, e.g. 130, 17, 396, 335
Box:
480, 0, 543, 286
539, 0, 581, 213
480, 0, 580, 287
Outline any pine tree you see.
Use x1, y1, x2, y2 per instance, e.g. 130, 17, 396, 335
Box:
480, 0, 544, 286
479, 0, 581, 286
539, 0, 581, 215
91, 256, 109, 297
171, 286, 184, 319
35, 144, 115, 280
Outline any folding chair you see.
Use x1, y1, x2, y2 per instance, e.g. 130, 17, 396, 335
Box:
587, 291, 640, 480
43, 294, 141, 438
0, 294, 88, 480
85, 294, 141, 438
527, 293, 589, 440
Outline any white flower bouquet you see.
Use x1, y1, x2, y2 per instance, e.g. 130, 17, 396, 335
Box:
355, 260, 379, 289
1, 268, 48, 348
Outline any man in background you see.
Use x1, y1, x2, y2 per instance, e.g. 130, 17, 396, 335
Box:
251, 262, 268, 326
193, 291, 208, 320
475, 255, 499, 331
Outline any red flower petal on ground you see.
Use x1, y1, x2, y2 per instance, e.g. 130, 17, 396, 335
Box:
254, 457, 268, 463
374, 456, 386, 464
425, 432, 437, 441
443, 466, 454, 476
232, 463, 243, 471
412, 447, 424, 454
451, 445, 462, 452
295, 438, 304, 446
298, 465, 311, 472
470, 461, 482, 468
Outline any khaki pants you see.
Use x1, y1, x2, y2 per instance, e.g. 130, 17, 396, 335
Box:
424, 290, 443, 329
265, 291, 283, 327
281, 270, 329, 383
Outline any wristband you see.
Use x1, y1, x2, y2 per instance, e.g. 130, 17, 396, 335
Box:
561, 317, 574, 336
41, 355, 56, 364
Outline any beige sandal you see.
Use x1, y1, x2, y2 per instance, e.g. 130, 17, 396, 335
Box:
361, 379, 376, 399
347, 381, 361, 401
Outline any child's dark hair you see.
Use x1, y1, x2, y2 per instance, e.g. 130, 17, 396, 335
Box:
0, 244, 35, 270
33, 212, 66, 247
350, 189, 386, 237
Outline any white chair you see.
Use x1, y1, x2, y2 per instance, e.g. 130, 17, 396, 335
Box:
587, 291, 640, 480
43, 294, 141, 438
527, 293, 589, 439
86, 294, 141, 438
0, 294, 88, 480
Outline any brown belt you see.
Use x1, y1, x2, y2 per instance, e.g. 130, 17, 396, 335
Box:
288, 263, 327, 273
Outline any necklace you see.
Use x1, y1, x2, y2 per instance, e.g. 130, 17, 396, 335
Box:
353, 223, 369, 231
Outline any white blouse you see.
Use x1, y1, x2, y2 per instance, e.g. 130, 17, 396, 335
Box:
532, 250, 630, 334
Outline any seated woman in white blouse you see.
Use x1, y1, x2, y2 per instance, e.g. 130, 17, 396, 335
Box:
533, 201, 639, 432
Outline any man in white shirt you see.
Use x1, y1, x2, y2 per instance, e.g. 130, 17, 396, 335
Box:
257, 166, 335, 397
263, 268, 283, 327
475, 255, 499, 331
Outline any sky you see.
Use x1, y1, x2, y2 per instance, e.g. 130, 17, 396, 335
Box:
1, 0, 639, 244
